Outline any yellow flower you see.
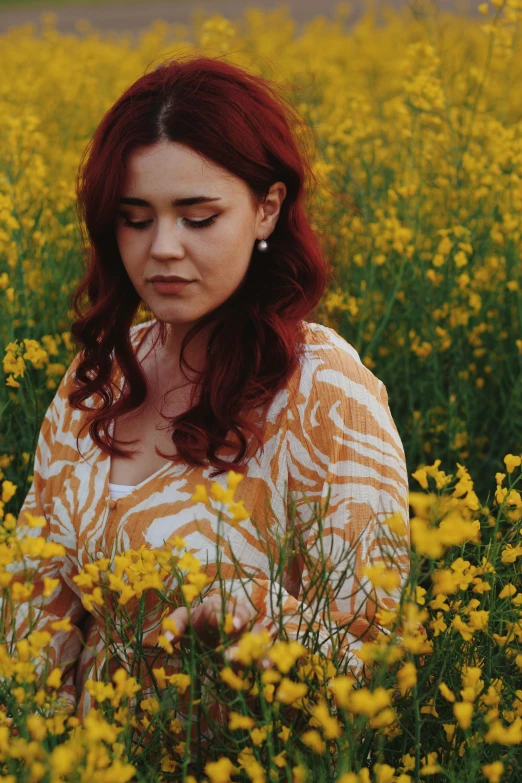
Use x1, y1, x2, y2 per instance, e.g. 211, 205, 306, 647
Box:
50, 745, 76, 776
230, 628, 272, 666
113, 584, 133, 605
209, 482, 234, 504
113, 668, 141, 699
451, 615, 474, 642
485, 718, 522, 744
292, 765, 308, 783
220, 667, 250, 691
1, 480, 16, 504
415, 586, 426, 605
191, 485, 209, 505
85, 680, 115, 703
43, 577, 60, 597
140, 697, 160, 714
28, 631, 52, 653
227, 500, 250, 526
499, 583, 517, 599
81, 587, 104, 612
204, 756, 239, 782
429, 593, 450, 611
250, 726, 268, 746
384, 511, 407, 536
504, 454, 521, 474
23, 511, 46, 528
161, 617, 180, 636
363, 562, 401, 593
396, 662, 417, 695
501, 543, 522, 564
438, 683, 455, 702
158, 634, 174, 655
237, 747, 265, 781
328, 675, 356, 708
177, 551, 201, 574
468, 610, 489, 631
300, 729, 325, 754
166, 534, 187, 551
11, 581, 34, 602
165, 674, 191, 693
51, 618, 72, 632
46, 668, 62, 690
186, 571, 212, 592
420, 699, 439, 718
73, 571, 96, 590
411, 468, 429, 489
27, 715, 48, 742
373, 764, 396, 783
226, 470, 244, 493
419, 752, 441, 776
275, 678, 308, 705
228, 712, 255, 731
181, 583, 202, 604
482, 761, 504, 782
429, 612, 447, 637
309, 699, 342, 739
349, 687, 391, 717
152, 667, 167, 689
223, 612, 235, 634
453, 701, 473, 729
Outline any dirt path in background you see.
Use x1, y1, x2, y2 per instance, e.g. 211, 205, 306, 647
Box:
0, 0, 482, 40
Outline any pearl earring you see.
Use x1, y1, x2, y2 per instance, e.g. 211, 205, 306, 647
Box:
257, 238, 268, 252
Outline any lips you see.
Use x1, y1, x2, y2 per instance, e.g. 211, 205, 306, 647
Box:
151, 279, 194, 294
150, 278, 193, 283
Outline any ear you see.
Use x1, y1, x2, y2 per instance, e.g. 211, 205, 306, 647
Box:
256, 181, 287, 240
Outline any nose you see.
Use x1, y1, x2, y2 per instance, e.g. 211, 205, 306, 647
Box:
149, 219, 185, 259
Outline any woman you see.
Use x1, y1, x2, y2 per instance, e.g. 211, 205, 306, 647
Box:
15, 55, 410, 721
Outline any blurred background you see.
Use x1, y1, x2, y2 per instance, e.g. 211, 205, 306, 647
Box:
0, 0, 485, 40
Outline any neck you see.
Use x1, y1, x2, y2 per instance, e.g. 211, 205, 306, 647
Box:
159, 321, 210, 377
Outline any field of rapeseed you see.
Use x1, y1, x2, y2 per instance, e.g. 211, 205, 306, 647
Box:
1, 1, 522, 781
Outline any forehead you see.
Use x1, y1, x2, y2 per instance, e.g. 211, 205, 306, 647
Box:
123, 141, 239, 194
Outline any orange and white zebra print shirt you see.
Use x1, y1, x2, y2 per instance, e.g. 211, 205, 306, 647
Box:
13, 318, 410, 717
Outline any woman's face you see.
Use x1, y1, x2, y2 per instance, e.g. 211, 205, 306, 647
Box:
115, 140, 286, 353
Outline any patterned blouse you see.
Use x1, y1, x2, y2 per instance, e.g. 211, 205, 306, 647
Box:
13, 318, 410, 721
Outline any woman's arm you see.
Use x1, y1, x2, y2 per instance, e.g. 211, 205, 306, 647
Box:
173, 336, 410, 678
4, 355, 87, 710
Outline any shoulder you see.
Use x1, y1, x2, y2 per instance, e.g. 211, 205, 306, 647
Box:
287, 321, 401, 454
296, 321, 388, 405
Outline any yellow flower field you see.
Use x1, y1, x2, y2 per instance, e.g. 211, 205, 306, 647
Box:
1, 1, 522, 781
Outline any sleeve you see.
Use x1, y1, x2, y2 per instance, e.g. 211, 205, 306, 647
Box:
202, 335, 410, 680
4, 352, 87, 710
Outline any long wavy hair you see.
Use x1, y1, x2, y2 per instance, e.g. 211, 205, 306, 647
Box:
69, 54, 332, 478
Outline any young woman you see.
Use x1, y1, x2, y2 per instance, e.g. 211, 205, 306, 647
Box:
15, 55, 410, 719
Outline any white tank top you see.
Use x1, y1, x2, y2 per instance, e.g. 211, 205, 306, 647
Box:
108, 482, 136, 500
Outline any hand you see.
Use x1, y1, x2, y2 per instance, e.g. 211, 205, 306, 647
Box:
164, 595, 274, 670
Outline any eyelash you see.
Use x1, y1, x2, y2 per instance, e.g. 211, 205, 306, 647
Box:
121, 215, 217, 232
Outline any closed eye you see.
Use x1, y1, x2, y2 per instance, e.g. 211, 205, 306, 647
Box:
120, 215, 218, 231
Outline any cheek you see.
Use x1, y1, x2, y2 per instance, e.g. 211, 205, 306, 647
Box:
117, 233, 145, 267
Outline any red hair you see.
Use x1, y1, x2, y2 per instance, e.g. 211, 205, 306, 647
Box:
69, 54, 332, 478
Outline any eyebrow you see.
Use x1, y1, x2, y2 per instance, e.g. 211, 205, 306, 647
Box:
118, 196, 222, 207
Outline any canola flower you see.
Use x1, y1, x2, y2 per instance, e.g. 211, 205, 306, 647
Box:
1, 1, 522, 780
0, 452, 521, 780
0, 0, 522, 491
